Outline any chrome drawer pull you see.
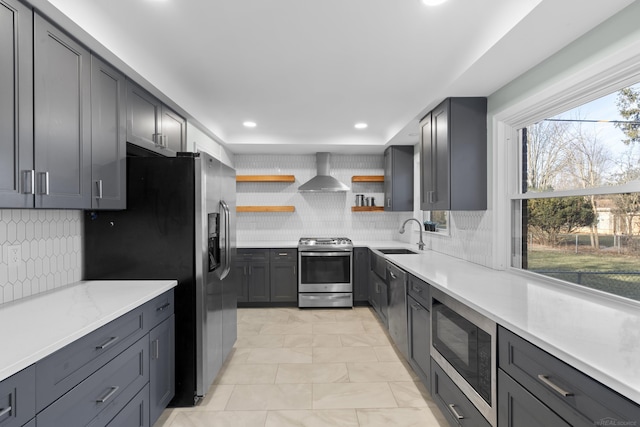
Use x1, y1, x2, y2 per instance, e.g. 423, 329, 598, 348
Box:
448, 404, 464, 420
537, 374, 573, 397
156, 302, 171, 312
96, 386, 119, 403
411, 304, 422, 311
278, 252, 288, 256
96, 336, 119, 350
0, 406, 12, 418
412, 286, 423, 293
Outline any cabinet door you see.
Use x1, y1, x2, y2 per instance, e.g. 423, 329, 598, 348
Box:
353, 247, 370, 303
91, 56, 126, 209
384, 148, 393, 208
368, 270, 379, 311
407, 295, 430, 390
0, 365, 35, 427
431, 100, 450, 211
233, 261, 249, 303
270, 250, 297, 303
149, 316, 175, 426
161, 107, 186, 154
499, 370, 570, 427
379, 281, 389, 327
126, 82, 161, 151
384, 146, 414, 211
248, 260, 270, 302
34, 13, 91, 209
0, 0, 33, 208
420, 112, 433, 211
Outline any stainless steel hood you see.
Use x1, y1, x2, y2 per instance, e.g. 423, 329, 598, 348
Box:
298, 153, 350, 192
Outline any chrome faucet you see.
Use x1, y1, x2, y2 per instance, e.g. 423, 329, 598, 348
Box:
399, 218, 425, 250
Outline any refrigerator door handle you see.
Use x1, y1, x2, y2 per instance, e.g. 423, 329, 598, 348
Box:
219, 200, 231, 280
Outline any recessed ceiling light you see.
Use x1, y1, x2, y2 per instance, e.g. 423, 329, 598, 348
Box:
243, 121, 257, 128
354, 123, 368, 129
421, 0, 448, 5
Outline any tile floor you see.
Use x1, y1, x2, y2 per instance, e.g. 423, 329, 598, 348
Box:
154, 307, 449, 427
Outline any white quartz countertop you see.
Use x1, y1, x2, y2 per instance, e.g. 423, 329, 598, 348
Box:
0, 280, 177, 382
380, 248, 640, 405
238, 239, 640, 403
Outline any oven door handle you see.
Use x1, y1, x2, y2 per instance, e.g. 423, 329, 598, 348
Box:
299, 251, 352, 257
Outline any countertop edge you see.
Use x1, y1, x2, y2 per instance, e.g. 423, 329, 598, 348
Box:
0, 279, 177, 383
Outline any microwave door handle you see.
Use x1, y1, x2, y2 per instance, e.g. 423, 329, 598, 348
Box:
219, 200, 231, 279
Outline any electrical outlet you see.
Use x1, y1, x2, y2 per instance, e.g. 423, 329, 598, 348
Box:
7, 245, 21, 267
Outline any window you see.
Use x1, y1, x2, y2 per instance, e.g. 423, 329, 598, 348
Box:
423, 210, 449, 235
512, 82, 640, 301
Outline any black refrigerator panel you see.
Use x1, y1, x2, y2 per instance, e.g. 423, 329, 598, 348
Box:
84, 156, 198, 406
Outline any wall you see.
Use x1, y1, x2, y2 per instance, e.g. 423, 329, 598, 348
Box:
0, 209, 82, 305
235, 154, 411, 243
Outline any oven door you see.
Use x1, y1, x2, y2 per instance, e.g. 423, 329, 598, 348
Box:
298, 251, 352, 293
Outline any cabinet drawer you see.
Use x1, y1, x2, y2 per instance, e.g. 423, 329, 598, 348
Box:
407, 274, 430, 309
270, 249, 297, 262
431, 360, 490, 427
0, 365, 35, 427
37, 335, 149, 427
36, 306, 146, 411
143, 290, 174, 331
104, 384, 149, 427
498, 369, 570, 427
237, 248, 269, 261
498, 326, 640, 426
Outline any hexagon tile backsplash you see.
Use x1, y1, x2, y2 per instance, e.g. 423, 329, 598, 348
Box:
0, 209, 82, 305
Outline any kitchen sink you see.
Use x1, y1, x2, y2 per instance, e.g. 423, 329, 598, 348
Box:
377, 248, 419, 255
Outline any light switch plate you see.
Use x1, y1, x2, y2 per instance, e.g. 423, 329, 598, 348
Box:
7, 245, 21, 267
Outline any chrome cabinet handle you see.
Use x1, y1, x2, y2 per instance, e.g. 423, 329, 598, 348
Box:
388, 270, 397, 280
37, 172, 50, 195
278, 252, 288, 256
538, 375, 573, 397
96, 386, 119, 403
156, 302, 171, 312
0, 406, 12, 418
448, 404, 464, 420
152, 339, 160, 359
96, 336, 119, 350
95, 180, 104, 199
411, 303, 422, 311
22, 170, 35, 194
412, 285, 423, 293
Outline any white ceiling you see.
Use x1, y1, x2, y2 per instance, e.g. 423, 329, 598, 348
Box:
44, 0, 635, 154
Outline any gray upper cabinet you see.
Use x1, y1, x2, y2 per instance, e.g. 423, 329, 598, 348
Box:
420, 97, 487, 211
0, 0, 33, 208
34, 12, 91, 209
91, 56, 126, 210
384, 145, 414, 211
126, 81, 186, 156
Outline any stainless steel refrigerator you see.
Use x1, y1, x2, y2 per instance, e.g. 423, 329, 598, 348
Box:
83, 152, 237, 407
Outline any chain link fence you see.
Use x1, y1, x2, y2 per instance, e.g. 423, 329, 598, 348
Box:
533, 270, 640, 301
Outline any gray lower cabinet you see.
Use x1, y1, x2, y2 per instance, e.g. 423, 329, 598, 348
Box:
353, 247, 370, 303
90, 55, 126, 210
407, 295, 430, 390
498, 369, 570, 427
30, 290, 174, 427
34, 12, 91, 209
384, 145, 414, 211
420, 97, 487, 211
431, 361, 491, 427
126, 81, 186, 156
235, 249, 270, 303
149, 315, 175, 426
369, 270, 388, 327
0, 0, 33, 208
498, 326, 640, 426
0, 365, 35, 427
270, 249, 297, 302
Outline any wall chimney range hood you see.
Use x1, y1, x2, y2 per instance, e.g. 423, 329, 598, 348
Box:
298, 153, 350, 192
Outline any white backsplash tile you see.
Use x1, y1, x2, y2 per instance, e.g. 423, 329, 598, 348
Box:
235, 154, 410, 242
0, 209, 82, 305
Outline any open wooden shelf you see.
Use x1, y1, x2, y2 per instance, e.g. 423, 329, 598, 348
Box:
236, 175, 295, 182
352, 175, 384, 183
351, 206, 384, 212
237, 205, 295, 213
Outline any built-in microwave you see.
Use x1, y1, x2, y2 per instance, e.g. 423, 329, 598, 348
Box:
430, 287, 497, 426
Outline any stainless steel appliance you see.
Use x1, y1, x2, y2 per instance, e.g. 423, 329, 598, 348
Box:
298, 237, 353, 307
84, 152, 237, 406
430, 287, 497, 425
387, 261, 408, 359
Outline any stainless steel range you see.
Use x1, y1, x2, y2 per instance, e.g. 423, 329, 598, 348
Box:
298, 237, 353, 308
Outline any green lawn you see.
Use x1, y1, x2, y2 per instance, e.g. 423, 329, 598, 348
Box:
527, 247, 640, 301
